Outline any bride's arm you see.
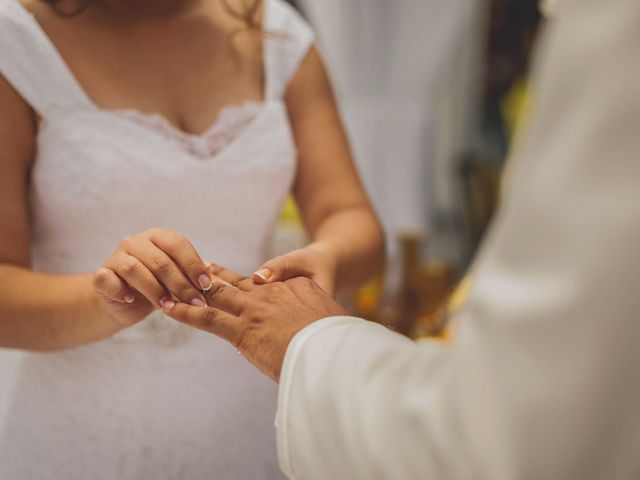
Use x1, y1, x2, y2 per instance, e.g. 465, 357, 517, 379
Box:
0, 75, 124, 351
256, 48, 385, 294
0, 268, 122, 352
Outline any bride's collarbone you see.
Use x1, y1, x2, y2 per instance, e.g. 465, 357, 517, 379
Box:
77, 58, 263, 135
26, 5, 264, 135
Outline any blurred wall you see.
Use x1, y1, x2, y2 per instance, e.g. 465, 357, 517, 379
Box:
298, 0, 485, 267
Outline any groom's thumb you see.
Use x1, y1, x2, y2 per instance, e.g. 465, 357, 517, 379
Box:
252, 252, 311, 284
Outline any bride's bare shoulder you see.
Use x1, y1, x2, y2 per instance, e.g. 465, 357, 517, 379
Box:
0, 74, 35, 164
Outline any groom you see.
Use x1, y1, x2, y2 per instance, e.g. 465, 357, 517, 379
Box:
164, 0, 640, 478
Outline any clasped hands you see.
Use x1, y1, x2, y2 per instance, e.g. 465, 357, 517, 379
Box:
93, 228, 346, 381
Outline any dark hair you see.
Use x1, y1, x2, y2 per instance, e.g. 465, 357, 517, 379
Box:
42, 0, 263, 30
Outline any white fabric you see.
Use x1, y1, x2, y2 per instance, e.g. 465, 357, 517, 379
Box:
0, 0, 313, 478
277, 0, 640, 478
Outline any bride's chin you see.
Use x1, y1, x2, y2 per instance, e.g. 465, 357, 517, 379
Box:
95, 0, 199, 14
109, 0, 182, 5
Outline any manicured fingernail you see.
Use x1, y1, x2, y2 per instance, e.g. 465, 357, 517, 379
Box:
254, 269, 272, 281
125, 294, 135, 303
191, 298, 206, 307
161, 300, 175, 310
198, 274, 212, 291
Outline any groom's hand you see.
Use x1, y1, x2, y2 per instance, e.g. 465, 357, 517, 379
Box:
162, 264, 347, 382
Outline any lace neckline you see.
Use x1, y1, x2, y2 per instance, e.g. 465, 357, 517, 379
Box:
108, 101, 264, 159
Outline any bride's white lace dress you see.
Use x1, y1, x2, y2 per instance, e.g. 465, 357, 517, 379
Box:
0, 0, 313, 478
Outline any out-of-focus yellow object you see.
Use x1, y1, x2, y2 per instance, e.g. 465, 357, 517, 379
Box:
354, 277, 383, 316
447, 275, 472, 315
502, 76, 533, 142
270, 196, 308, 258
501, 76, 535, 203
279, 196, 302, 224
433, 275, 473, 343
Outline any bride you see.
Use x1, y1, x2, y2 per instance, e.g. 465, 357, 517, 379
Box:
0, 0, 383, 477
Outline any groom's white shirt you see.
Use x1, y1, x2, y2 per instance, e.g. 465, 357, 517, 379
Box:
276, 0, 640, 478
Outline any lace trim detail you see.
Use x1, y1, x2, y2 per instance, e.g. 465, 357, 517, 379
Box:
110, 101, 263, 159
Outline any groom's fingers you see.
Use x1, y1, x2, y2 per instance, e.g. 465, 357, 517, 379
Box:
203, 282, 246, 315
163, 302, 241, 345
208, 263, 255, 291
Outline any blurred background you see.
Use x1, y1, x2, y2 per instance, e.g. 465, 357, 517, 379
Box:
0, 0, 542, 423
275, 0, 542, 338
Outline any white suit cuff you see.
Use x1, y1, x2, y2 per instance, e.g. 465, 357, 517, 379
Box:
276, 316, 365, 479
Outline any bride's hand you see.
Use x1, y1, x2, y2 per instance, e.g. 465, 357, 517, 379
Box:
93, 228, 213, 326
252, 243, 337, 295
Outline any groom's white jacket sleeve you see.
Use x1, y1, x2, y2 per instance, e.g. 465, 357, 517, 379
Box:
275, 1, 640, 479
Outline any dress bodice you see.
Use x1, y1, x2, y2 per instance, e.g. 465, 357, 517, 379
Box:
0, 0, 311, 275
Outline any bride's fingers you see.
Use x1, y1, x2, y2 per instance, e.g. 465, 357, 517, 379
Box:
93, 267, 136, 303
253, 252, 311, 284
149, 230, 212, 292
126, 242, 206, 306
208, 263, 255, 291
106, 254, 169, 307
163, 302, 241, 345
